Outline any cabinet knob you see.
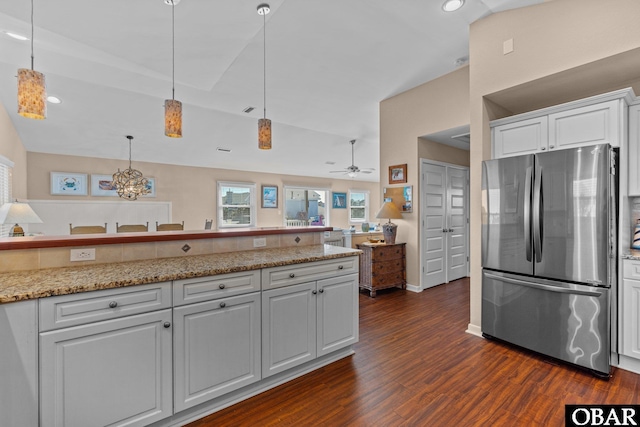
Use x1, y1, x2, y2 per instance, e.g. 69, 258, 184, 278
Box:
220, 302, 226, 308
541, 147, 546, 151
219, 284, 226, 289
163, 322, 171, 328
312, 290, 317, 295
319, 289, 324, 293
549, 145, 555, 149
289, 273, 295, 278
338, 265, 344, 270
109, 301, 118, 309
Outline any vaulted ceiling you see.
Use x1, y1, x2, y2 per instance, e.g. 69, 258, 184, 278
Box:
0, 0, 541, 182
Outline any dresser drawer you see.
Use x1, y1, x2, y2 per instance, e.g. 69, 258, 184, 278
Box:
371, 271, 405, 287
173, 270, 261, 306
370, 244, 405, 262
39, 282, 172, 331
371, 258, 404, 275
623, 259, 640, 280
262, 256, 358, 290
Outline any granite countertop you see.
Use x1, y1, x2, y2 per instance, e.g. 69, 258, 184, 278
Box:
0, 245, 360, 304
622, 250, 640, 260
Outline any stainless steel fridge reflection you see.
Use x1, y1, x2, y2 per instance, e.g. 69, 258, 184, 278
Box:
481, 144, 617, 376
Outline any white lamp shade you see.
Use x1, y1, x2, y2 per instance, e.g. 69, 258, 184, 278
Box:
0, 202, 43, 225
375, 201, 402, 220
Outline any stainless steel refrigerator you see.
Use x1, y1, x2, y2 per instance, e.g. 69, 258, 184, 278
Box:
481, 144, 617, 376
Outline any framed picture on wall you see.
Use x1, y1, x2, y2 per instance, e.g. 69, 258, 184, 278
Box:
389, 164, 407, 184
141, 178, 156, 198
91, 174, 117, 196
332, 192, 347, 209
262, 185, 278, 208
51, 172, 88, 196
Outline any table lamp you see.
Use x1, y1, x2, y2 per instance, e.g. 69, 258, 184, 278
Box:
375, 201, 402, 244
0, 201, 43, 237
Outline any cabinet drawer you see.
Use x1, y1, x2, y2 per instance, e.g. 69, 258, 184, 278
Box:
371, 258, 404, 275
370, 245, 405, 262
624, 259, 640, 280
262, 257, 358, 290
173, 270, 260, 306
39, 282, 172, 332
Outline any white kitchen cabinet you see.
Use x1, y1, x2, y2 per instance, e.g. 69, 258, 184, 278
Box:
262, 273, 358, 377
40, 309, 173, 427
622, 260, 640, 360
0, 300, 38, 427
492, 116, 548, 158
173, 292, 261, 412
629, 103, 640, 196
548, 100, 621, 150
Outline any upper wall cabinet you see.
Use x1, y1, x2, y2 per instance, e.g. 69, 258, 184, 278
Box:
629, 103, 640, 196
491, 89, 635, 159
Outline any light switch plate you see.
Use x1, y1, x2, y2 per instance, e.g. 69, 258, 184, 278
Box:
70, 248, 96, 261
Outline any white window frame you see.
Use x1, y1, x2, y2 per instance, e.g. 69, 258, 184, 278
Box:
282, 186, 330, 227
217, 181, 256, 228
348, 189, 369, 223
0, 155, 14, 237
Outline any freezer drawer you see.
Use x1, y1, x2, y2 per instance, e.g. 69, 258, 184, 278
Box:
482, 269, 610, 375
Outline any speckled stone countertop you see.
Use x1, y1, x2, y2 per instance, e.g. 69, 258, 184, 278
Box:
0, 245, 360, 304
622, 250, 640, 260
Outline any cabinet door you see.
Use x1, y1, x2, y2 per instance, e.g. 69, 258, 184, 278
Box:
262, 282, 316, 377
40, 309, 173, 427
492, 116, 548, 158
317, 274, 359, 357
548, 100, 620, 150
623, 278, 640, 359
173, 292, 261, 412
629, 104, 640, 196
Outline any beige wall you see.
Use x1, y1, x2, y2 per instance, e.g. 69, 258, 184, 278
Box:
0, 103, 28, 199
467, 0, 640, 333
380, 66, 470, 287
27, 152, 380, 232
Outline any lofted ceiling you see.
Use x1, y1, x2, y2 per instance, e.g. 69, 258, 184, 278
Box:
0, 0, 541, 183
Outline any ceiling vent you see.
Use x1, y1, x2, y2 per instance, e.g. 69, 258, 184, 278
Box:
242, 106, 255, 113
451, 132, 471, 145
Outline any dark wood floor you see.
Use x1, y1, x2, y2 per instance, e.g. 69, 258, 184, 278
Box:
187, 278, 640, 427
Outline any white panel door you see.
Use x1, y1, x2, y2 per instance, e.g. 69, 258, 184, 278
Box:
317, 274, 358, 357
447, 167, 468, 282
40, 309, 173, 427
422, 163, 447, 288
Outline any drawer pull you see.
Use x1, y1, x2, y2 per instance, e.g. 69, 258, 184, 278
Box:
289, 273, 295, 278
220, 302, 226, 308
164, 322, 171, 328
319, 289, 324, 293
219, 284, 226, 289
108, 301, 118, 309
338, 265, 344, 270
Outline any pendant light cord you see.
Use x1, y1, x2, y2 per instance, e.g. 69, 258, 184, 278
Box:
263, 10, 266, 119
30, 0, 35, 70
171, 3, 175, 100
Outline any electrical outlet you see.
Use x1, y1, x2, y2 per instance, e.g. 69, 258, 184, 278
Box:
70, 248, 96, 262
253, 238, 267, 248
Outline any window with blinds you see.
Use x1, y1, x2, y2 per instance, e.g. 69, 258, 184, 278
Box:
0, 155, 14, 237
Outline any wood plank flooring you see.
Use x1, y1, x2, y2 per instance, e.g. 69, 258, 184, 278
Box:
187, 278, 640, 426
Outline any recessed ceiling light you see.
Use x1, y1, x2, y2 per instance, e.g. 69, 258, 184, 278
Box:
4, 31, 29, 41
454, 56, 468, 67
47, 96, 61, 104
442, 0, 464, 12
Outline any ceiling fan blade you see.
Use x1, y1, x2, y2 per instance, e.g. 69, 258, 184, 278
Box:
361, 170, 373, 174
329, 170, 347, 173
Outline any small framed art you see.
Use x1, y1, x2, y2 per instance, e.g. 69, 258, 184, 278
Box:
51, 172, 88, 196
91, 174, 117, 196
332, 192, 347, 209
262, 185, 278, 208
389, 164, 407, 184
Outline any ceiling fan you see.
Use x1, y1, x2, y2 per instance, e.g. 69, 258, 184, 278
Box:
330, 139, 374, 178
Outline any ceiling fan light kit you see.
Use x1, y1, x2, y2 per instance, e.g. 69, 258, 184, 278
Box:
17, 0, 46, 120
330, 139, 373, 178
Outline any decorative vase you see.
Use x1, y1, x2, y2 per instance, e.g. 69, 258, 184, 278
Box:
361, 223, 369, 232
381, 222, 397, 244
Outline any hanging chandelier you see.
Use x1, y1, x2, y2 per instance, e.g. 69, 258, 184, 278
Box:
112, 135, 150, 201
164, 0, 182, 137
257, 3, 271, 150
17, 0, 46, 120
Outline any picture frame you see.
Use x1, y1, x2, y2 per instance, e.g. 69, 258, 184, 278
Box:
383, 185, 413, 213
51, 172, 88, 196
332, 192, 347, 209
91, 175, 156, 197
262, 185, 278, 208
389, 164, 407, 184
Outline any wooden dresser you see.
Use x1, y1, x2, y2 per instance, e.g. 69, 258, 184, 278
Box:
356, 242, 406, 297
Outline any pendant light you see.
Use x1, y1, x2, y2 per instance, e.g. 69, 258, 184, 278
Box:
112, 136, 150, 201
257, 3, 271, 150
17, 0, 46, 120
164, 0, 182, 138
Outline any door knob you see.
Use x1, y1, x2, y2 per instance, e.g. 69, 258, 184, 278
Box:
449, 228, 454, 232
163, 322, 171, 328
442, 228, 447, 233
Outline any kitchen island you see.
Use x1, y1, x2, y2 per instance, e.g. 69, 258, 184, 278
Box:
1, 243, 360, 427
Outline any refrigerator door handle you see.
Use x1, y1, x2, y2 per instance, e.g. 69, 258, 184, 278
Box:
524, 166, 532, 262
484, 272, 602, 297
533, 163, 543, 263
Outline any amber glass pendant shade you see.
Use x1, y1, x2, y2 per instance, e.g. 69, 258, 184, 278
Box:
17, 68, 46, 120
258, 118, 272, 150
165, 99, 182, 138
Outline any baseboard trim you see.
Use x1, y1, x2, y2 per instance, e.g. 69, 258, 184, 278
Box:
405, 283, 421, 293
465, 323, 483, 338
616, 354, 640, 375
